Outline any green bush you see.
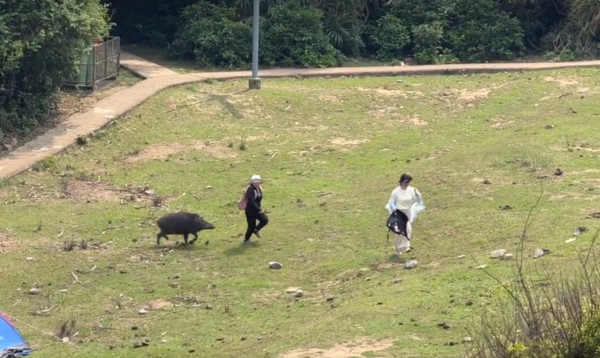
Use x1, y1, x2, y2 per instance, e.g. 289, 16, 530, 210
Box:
169, 2, 252, 68
446, 0, 524, 62
376, 0, 524, 63
370, 14, 410, 61
0, 0, 110, 135
260, 0, 342, 68
411, 22, 459, 64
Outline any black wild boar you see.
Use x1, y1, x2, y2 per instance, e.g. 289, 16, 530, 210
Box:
156, 212, 215, 245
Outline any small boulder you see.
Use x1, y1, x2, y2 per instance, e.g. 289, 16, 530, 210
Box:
404, 260, 418, 269
269, 261, 283, 269
490, 249, 506, 259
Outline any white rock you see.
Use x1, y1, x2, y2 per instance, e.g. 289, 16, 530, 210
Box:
138, 309, 148, 315
285, 287, 301, 294
457, 255, 467, 259
476, 264, 488, 269
58, 289, 69, 293
534, 248, 545, 259
565, 238, 576, 243
28, 288, 40, 295
501, 253, 514, 260
25, 257, 34, 261
293, 290, 304, 298
490, 249, 506, 259
269, 261, 283, 269
463, 337, 473, 343
404, 260, 418, 269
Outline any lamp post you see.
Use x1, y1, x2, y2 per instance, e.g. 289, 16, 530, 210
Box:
248, 0, 261, 90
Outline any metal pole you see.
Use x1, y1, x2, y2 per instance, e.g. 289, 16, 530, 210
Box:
249, 0, 261, 90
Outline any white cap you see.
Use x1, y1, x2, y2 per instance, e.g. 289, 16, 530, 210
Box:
251, 174, 262, 183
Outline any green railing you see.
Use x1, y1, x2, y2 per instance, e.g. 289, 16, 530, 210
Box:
66, 36, 120, 90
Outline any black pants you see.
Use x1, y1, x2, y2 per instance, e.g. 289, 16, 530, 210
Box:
244, 211, 269, 241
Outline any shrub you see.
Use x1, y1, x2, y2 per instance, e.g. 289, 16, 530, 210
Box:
370, 14, 410, 62
446, 0, 524, 62
169, 2, 252, 68
0, 0, 110, 136
260, 0, 342, 68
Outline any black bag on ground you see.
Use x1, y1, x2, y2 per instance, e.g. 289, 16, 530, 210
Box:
386, 210, 408, 240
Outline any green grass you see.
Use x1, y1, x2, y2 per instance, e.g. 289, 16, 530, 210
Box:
2, 68, 600, 357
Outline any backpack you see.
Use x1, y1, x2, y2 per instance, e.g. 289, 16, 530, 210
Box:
237, 191, 248, 210
386, 210, 407, 240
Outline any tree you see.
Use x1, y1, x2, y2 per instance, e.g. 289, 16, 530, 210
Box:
0, 0, 110, 135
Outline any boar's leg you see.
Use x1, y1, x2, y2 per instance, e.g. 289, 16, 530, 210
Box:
157, 232, 169, 245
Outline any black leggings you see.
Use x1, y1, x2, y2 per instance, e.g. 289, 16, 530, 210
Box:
245, 211, 269, 241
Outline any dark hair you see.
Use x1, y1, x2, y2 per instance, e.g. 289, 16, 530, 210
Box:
399, 173, 412, 184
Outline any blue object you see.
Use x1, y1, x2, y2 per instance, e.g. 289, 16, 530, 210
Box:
0, 312, 32, 357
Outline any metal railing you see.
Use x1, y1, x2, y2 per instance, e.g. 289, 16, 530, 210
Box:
66, 36, 120, 90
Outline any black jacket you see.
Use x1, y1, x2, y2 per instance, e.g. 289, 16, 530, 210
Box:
244, 185, 263, 214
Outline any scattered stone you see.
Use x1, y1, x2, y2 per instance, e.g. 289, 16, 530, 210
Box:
574, 226, 588, 236
404, 260, 418, 269
483, 179, 491, 185
28, 288, 40, 295
490, 249, 506, 259
437, 322, 451, 329
293, 290, 304, 298
499, 205, 513, 210
554, 168, 563, 176
544, 124, 555, 129
138, 309, 148, 315
285, 287, 301, 294
205, 304, 213, 310
457, 255, 466, 259
133, 340, 149, 348
131, 326, 138, 331
463, 336, 473, 343
205, 186, 213, 190
268, 261, 282, 269
58, 289, 68, 293
591, 212, 600, 219
25, 257, 34, 262
565, 238, 577, 244
465, 300, 473, 306
325, 295, 335, 302
501, 253, 514, 260
534, 248, 550, 259
476, 264, 488, 270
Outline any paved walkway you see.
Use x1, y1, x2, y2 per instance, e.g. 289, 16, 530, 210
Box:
1, 52, 600, 179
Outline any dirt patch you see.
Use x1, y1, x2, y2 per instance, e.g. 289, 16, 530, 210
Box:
457, 88, 491, 101
357, 87, 424, 99
126, 141, 237, 162
542, 76, 579, 87
490, 116, 513, 129
318, 95, 343, 103
0, 230, 18, 253
279, 337, 394, 358
330, 138, 368, 147
62, 180, 122, 203
148, 299, 174, 310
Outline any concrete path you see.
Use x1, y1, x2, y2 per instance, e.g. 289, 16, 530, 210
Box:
1, 52, 600, 180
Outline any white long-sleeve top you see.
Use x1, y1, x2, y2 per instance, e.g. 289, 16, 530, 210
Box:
386, 185, 425, 222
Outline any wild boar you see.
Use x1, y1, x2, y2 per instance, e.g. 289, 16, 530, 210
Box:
156, 212, 215, 245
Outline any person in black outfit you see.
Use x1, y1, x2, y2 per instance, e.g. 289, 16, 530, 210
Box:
244, 174, 269, 244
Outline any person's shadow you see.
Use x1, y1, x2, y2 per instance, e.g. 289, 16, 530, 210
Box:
223, 241, 261, 256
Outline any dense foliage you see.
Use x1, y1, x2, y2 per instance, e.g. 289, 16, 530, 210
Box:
106, 0, 600, 66
0, 0, 110, 136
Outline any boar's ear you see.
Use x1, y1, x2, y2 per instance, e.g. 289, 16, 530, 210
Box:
194, 215, 202, 222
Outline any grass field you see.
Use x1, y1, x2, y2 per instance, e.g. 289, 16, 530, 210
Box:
1, 68, 600, 358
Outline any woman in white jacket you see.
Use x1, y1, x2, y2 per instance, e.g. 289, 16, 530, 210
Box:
386, 173, 425, 254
